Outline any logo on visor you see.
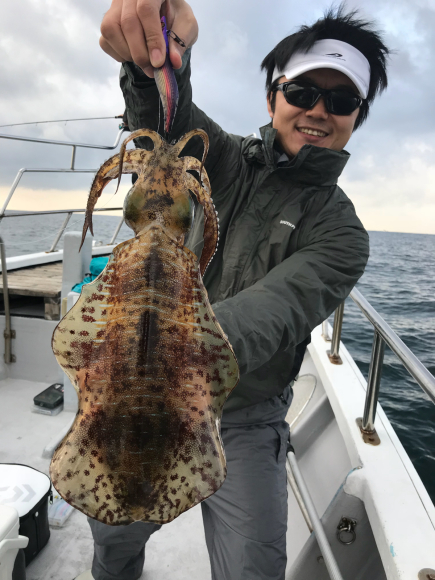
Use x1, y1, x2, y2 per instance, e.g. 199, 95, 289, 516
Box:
325, 53, 345, 60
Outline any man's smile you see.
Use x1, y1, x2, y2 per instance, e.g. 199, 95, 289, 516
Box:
296, 127, 329, 138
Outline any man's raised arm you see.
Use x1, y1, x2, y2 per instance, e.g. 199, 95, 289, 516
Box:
101, 0, 241, 178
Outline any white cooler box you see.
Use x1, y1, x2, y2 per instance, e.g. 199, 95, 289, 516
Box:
0, 505, 28, 580
0, 464, 52, 575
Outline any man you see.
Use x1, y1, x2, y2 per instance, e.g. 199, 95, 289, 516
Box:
76, 3, 389, 579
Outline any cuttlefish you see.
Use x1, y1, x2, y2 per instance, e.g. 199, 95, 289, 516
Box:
50, 128, 239, 525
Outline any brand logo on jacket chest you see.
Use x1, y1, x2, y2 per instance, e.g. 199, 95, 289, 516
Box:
280, 220, 295, 229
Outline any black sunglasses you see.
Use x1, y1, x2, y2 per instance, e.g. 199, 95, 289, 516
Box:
274, 81, 363, 116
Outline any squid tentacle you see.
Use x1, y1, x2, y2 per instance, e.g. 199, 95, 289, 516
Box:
80, 149, 149, 250
173, 129, 209, 183
114, 129, 164, 194
184, 170, 218, 275
182, 155, 212, 196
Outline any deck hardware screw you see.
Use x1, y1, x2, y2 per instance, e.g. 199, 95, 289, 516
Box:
317, 556, 324, 564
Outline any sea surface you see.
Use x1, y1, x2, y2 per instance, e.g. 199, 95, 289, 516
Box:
1, 214, 434, 502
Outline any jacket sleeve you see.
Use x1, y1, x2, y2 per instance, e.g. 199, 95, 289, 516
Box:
211, 198, 370, 376
120, 49, 242, 184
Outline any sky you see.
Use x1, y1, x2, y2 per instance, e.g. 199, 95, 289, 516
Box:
0, 0, 434, 236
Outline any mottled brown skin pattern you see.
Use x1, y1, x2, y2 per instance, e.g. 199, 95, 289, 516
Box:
50, 129, 239, 525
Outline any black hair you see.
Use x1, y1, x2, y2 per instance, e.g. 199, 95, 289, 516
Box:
260, 3, 390, 130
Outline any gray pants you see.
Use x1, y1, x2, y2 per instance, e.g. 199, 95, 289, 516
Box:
88, 386, 292, 580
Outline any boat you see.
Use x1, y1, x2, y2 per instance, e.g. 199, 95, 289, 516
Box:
0, 127, 434, 580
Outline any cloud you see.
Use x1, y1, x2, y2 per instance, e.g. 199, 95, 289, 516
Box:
0, 0, 433, 233
340, 139, 435, 234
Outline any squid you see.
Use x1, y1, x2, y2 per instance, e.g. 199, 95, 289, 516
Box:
50, 128, 239, 525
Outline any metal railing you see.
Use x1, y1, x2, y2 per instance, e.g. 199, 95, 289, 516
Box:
0, 207, 124, 254
324, 287, 435, 443
0, 236, 15, 363
0, 127, 126, 167
0, 127, 127, 252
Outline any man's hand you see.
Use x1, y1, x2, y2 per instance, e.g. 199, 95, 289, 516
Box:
100, 0, 198, 77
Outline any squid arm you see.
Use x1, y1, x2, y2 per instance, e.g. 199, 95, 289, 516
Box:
184, 167, 218, 276
114, 129, 164, 195
80, 149, 147, 251
172, 129, 209, 184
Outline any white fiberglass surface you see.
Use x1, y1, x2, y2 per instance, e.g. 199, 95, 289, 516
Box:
309, 324, 435, 578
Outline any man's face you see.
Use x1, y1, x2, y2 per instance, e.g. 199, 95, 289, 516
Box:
267, 68, 360, 158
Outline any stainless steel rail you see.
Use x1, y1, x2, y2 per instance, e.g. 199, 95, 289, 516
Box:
286, 460, 313, 532
0, 237, 15, 363
0, 168, 97, 220
0, 206, 124, 254
1, 207, 123, 218
362, 330, 385, 433
0, 128, 125, 151
47, 212, 73, 253
350, 287, 435, 405
328, 302, 344, 365
0, 126, 127, 250
110, 217, 125, 245
326, 287, 435, 440
287, 450, 344, 580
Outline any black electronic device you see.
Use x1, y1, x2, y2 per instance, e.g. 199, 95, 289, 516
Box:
33, 383, 64, 409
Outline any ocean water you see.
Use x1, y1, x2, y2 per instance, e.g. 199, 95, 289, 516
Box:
1, 215, 434, 502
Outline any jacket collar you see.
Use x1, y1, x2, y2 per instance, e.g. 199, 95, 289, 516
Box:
258, 123, 350, 186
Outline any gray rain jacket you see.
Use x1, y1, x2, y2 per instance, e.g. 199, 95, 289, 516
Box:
120, 50, 369, 413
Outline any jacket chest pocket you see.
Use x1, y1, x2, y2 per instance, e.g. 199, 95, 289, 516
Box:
237, 206, 303, 292
268, 201, 304, 255
268, 214, 297, 254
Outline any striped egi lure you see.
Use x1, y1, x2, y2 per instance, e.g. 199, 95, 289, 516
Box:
154, 16, 179, 137
50, 124, 240, 526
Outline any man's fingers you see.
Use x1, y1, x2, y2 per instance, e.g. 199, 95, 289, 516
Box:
99, 37, 126, 63
100, 0, 198, 73
168, 38, 183, 69
136, 0, 166, 68
142, 66, 155, 78
121, 0, 153, 69
100, 0, 133, 62
167, 5, 198, 69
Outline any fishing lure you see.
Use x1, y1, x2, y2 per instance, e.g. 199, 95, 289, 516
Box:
154, 16, 179, 138
50, 128, 239, 525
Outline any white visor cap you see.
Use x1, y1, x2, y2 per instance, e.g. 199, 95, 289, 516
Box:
271, 39, 371, 99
